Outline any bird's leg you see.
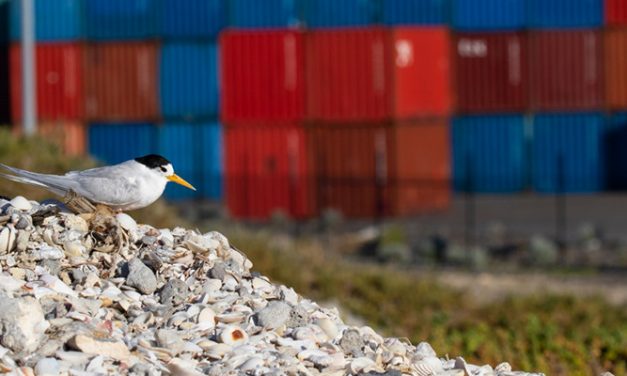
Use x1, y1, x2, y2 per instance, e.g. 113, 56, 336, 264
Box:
94, 204, 117, 217
64, 190, 97, 214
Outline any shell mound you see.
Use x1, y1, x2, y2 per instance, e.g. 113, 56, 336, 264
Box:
0, 196, 546, 376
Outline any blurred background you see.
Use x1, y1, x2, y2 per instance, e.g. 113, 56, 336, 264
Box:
0, 1, 626, 374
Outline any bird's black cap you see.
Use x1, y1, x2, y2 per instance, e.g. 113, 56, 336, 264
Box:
135, 154, 171, 169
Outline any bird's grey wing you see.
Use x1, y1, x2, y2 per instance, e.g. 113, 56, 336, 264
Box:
70, 174, 140, 207
0, 163, 79, 196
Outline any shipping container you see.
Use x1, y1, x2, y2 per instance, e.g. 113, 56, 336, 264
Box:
220, 30, 305, 123
84, 42, 158, 121
225, 124, 311, 219
88, 122, 158, 165
606, 0, 627, 24
303, 0, 377, 28
14, 121, 85, 156
307, 27, 451, 122
84, 0, 158, 40
452, 115, 527, 193
160, 43, 219, 120
452, 0, 526, 30
10, 0, 82, 41
158, 122, 222, 200
382, 0, 447, 25
532, 113, 604, 193
161, 0, 225, 38
229, 0, 300, 28
10, 43, 83, 121
0, 44, 9, 123
528, 0, 602, 28
605, 28, 627, 109
308, 120, 450, 218
605, 113, 627, 190
455, 32, 528, 113
529, 30, 603, 111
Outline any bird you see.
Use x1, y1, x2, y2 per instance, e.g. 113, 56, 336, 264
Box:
0, 154, 196, 211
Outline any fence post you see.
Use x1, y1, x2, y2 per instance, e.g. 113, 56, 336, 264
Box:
464, 151, 476, 255
556, 152, 567, 262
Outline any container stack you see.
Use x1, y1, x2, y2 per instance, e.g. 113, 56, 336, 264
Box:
0, 1, 9, 125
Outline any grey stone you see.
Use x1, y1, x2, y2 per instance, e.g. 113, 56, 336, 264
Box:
286, 305, 310, 328
40, 259, 61, 276
14, 215, 31, 230
71, 268, 87, 284
156, 329, 185, 355
159, 279, 189, 306
125, 258, 157, 295
254, 301, 291, 329
208, 264, 226, 280
339, 329, 363, 357
0, 296, 47, 353
141, 236, 158, 246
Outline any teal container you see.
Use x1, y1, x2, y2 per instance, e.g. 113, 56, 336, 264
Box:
88, 123, 158, 165
85, 0, 158, 40
10, 0, 83, 41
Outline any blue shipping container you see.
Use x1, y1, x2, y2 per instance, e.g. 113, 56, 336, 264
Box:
85, 0, 158, 40
452, 0, 526, 30
605, 113, 627, 190
161, 0, 225, 38
160, 43, 219, 120
303, 0, 377, 28
159, 122, 222, 200
452, 115, 527, 193
532, 113, 604, 193
382, 0, 447, 25
88, 123, 158, 165
528, 0, 602, 28
229, 0, 300, 28
10, 0, 82, 41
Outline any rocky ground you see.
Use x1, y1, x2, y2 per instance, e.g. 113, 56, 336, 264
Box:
0, 196, 558, 375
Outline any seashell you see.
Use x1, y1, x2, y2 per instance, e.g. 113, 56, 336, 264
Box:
32, 246, 64, 260
62, 214, 89, 233
186, 304, 201, 318
0, 226, 17, 254
40, 274, 78, 297
349, 356, 378, 374
218, 325, 248, 345
167, 358, 204, 376
237, 356, 265, 372
205, 343, 232, 359
413, 356, 444, 376
34, 357, 59, 376
384, 338, 407, 357
415, 341, 437, 360
63, 240, 85, 258
115, 213, 137, 232
181, 341, 203, 354
10, 196, 32, 212
495, 362, 512, 373
454, 357, 473, 376
197, 307, 216, 325
216, 311, 246, 324
315, 318, 338, 340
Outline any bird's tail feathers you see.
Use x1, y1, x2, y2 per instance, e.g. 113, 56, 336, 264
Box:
0, 171, 50, 188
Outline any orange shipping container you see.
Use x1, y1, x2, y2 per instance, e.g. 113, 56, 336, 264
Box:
84, 42, 158, 121
14, 121, 86, 156
308, 119, 450, 218
605, 28, 627, 109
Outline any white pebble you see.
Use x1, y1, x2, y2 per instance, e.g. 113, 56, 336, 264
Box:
35, 357, 60, 376
116, 213, 137, 232
10, 196, 32, 212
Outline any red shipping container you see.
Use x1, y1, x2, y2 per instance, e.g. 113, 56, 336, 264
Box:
306, 27, 452, 123
13, 120, 85, 156
606, 0, 627, 25
225, 124, 312, 219
10, 43, 83, 121
308, 119, 450, 218
605, 28, 627, 108
455, 32, 528, 113
529, 30, 603, 111
84, 42, 158, 121
220, 30, 305, 123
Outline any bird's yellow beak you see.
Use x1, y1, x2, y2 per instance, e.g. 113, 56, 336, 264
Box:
167, 174, 196, 191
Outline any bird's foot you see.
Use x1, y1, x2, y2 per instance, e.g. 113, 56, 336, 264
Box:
64, 190, 97, 214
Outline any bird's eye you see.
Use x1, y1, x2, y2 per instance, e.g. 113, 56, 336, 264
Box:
160, 166, 167, 173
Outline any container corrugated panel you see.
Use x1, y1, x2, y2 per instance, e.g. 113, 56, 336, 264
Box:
161, 0, 225, 38
303, 0, 377, 28
220, 30, 305, 123
528, 0, 603, 28
10, 43, 84, 121
455, 32, 528, 113
88, 122, 158, 165
158, 122, 223, 200
84, 42, 158, 121
160, 43, 219, 120
529, 30, 603, 111
10, 0, 82, 41
452, 0, 526, 30
0, 44, 9, 123
452, 115, 527, 193
532, 113, 604, 193
14, 121, 85, 156
605, 113, 627, 190
225, 124, 311, 220
606, 0, 627, 24
84, 0, 158, 40
389, 27, 452, 119
229, 0, 300, 28
604, 28, 627, 109
382, 0, 447, 25
308, 120, 450, 218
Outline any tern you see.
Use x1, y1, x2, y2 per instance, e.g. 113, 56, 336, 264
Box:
0, 154, 196, 211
